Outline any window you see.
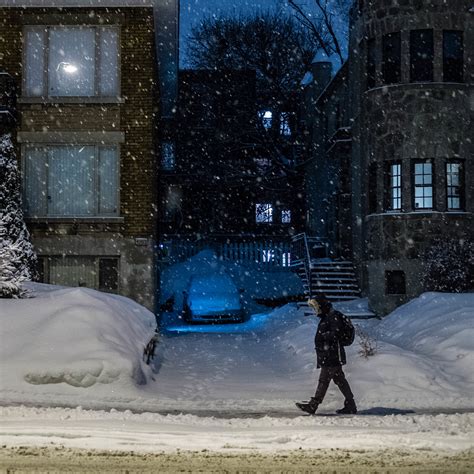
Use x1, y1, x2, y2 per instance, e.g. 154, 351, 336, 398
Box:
385, 270, 406, 295
24, 26, 119, 97
443, 31, 464, 82
281, 209, 291, 224
413, 161, 433, 210
386, 162, 402, 211
255, 203, 273, 223
446, 162, 463, 210
368, 162, 378, 214
279, 112, 292, 136
367, 38, 376, 89
410, 30, 433, 82
259, 110, 273, 130
163, 185, 183, 221
24, 145, 119, 217
39, 256, 119, 292
382, 32, 401, 85
161, 141, 176, 170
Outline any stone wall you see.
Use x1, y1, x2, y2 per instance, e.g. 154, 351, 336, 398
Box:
349, 0, 473, 314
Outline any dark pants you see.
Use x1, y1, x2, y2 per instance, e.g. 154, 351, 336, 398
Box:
314, 366, 354, 404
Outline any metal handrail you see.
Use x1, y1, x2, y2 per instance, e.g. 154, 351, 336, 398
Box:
290, 233, 313, 298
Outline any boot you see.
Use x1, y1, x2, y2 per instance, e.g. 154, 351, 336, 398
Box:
336, 399, 357, 415
296, 397, 319, 415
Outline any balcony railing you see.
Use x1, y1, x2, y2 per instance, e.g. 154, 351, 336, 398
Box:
158, 235, 292, 268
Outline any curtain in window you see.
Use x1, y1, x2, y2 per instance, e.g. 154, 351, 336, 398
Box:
24, 28, 46, 97
99, 28, 119, 96
99, 147, 118, 214
24, 147, 47, 216
48, 146, 95, 215
49, 257, 96, 288
48, 28, 95, 96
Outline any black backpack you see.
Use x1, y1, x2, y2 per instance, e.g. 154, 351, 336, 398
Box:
337, 311, 355, 346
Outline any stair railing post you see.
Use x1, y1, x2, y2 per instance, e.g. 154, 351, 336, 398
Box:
302, 233, 312, 299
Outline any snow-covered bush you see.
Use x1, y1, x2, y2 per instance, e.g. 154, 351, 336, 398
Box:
0, 133, 37, 298
421, 238, 474, 293
355, 326, 377, 358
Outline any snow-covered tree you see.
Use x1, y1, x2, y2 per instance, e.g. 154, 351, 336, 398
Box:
422, 239, 474, 293
0, 133, 37, 298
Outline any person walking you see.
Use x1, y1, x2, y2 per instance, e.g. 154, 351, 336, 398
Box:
296, 294, 357, 415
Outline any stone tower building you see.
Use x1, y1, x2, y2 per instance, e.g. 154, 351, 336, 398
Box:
303, 0, 473, 315
350, 0, 473, 314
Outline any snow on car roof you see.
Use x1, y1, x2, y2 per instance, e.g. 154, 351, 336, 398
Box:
189, 274, 237, 294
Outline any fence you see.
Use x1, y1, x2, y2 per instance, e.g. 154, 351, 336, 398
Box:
159, 237, 292, 268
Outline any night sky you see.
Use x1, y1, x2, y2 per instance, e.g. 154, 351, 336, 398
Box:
179, 0, 348, 67
180, 0, 291, 66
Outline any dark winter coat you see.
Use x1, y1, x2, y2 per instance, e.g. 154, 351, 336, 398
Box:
314, 309, 346, 368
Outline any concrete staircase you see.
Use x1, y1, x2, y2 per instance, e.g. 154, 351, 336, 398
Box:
295, 259, 361, 302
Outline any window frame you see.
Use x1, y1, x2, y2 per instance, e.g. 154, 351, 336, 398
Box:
281, 209, 291, 224
258, 110, 273, 131
410, 29, 434, 83
385, 161, 402, 212
161, 141, 176, 171
445, 160, 464, 211
255, 203, 273, 224
443, 30, 464, 83
385, 270, 406, 295
22, 143, 120, 218
382, 32, 401, 85
38, 255, 120, 293
412, 160, 434, 211
23, 25, 120, 98
366, 37, 376, 90
368, 162, 378, 214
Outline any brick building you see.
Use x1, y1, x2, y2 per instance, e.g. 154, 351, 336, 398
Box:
0, 0, 178, 311
302, 0, 473, 315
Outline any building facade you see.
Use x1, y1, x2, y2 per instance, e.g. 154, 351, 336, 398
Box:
159, 68, 305, 262
303, 0, 473, 315
0, 1, 178, 311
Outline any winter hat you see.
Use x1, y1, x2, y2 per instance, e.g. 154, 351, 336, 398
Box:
314, 293, 332, 311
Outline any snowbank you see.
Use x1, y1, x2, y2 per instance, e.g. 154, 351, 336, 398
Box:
0, 283, 156, 391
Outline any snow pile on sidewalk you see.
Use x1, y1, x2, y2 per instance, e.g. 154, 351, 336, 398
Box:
376, 292, 474, 375
0, 283, 156, 390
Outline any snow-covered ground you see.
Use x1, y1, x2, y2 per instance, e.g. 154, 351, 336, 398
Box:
1, 275, 473, 455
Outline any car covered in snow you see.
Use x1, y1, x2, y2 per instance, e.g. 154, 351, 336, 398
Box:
182, 274, 245, 324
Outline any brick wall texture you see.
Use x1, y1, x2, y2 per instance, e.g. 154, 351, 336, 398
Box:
0, 7, 157, 237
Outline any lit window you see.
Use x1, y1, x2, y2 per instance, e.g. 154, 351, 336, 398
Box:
259, 110, 273, 130
413, 161, 433, 210
410, 30, 434, 82
386, 162, 402, 211
161, 141, 176, 170
382, 32, 401, 85
446, 162, 463, 210
443, 31, 464, 83
279, 112, 292, 136
24, 26, 119, 97
281, 209, 291, 224
255, 203, 273, 223
24, 145, 119, 217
